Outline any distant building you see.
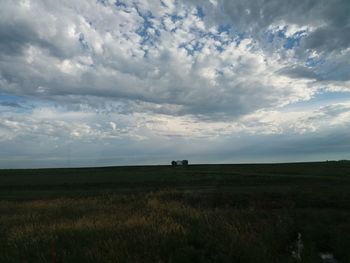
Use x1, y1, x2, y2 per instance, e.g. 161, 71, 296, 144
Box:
171, 160, 189, 166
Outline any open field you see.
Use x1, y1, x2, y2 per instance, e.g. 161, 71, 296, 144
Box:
0, 162, 349, 262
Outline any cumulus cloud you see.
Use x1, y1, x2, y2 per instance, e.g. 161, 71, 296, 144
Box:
0, 0, 335, 118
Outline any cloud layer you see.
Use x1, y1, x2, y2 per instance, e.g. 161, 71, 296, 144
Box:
0, 0, 349, 167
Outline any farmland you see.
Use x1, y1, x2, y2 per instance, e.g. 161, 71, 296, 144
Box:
0, 162, 349, 262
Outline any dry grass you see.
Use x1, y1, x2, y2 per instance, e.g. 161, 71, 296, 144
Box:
1, 162, 349, 262
0, 190, 301, 263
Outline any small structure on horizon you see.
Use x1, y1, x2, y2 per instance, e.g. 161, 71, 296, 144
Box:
171, 160, 189, 166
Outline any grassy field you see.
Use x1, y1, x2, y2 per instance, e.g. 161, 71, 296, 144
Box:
0, 162, 349, 262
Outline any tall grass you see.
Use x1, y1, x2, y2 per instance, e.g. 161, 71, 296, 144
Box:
1, 189, 348, 262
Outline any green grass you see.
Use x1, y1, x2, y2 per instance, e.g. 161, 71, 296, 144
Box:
0, 161, 349, 262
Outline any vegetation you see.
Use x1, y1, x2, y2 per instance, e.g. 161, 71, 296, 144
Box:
0, 162, 349, 262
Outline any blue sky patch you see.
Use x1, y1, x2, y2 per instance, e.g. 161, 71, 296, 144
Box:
306, 57, 325, 67
284, 30, 306, 49
0, 93, 35, 113
79, 33, 89, 50
218, 24, 231, 34
195, 7, 205, 18
283, 91, 350, 112
96, 0, 109, 6
115, 0, 127, 8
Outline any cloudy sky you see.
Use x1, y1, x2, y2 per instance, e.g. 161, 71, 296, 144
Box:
0, 0, 350, 168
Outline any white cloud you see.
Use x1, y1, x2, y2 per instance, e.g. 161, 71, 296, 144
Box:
1, 0, 333, 119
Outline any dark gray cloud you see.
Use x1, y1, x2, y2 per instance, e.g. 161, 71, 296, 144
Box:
303, 25, 350, 54
0, 21, 35, 56
197, 0, 350, 54
278, 66, 319, 80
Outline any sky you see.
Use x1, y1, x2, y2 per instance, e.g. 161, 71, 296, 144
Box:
0, 0, 350, 168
